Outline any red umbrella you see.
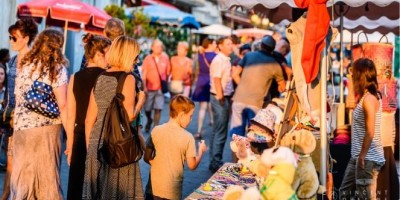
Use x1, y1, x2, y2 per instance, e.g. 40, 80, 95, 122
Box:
17, 0, 111, 51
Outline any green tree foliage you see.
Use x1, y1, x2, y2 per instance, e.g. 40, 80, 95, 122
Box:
104, 4, 156, 39
104, 4, 125, 19
156, 27, 188, 56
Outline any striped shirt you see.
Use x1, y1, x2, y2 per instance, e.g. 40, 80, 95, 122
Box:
351, 92, 385, 163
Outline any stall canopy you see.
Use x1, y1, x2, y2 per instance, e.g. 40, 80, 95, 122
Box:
193, 24, 235, 36
125, 5, 200, 29
234, 28, 273, 39
333, 30, 397, 44
218, 0, 400, 34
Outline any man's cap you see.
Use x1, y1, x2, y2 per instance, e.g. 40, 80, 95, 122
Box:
261, 35, 276, 49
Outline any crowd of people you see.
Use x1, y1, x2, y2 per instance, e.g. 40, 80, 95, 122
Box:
0, 15, 396, 200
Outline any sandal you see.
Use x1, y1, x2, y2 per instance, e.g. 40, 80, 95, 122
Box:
194, 132, 202, 140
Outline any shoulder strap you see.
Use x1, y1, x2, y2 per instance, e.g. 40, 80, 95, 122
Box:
151, 56, 164, 81
202, 53, 211, 68
116, 72, 129, 94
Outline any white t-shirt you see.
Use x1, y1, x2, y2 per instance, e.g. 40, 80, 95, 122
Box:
209, 53, 234, 96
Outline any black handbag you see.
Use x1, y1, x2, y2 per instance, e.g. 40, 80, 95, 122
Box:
97, 73, 143, 168
152, 56, 168, 94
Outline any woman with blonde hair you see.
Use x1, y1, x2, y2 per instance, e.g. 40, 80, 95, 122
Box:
10, 28, 68, 199
82, 35, 144, 199
66, 33, 111, 200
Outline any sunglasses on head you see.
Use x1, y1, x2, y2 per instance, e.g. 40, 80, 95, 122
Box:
9, 36, 17, 42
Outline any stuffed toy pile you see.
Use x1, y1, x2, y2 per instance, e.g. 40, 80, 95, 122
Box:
280, 129, 319, 199
223, 146, 299, 200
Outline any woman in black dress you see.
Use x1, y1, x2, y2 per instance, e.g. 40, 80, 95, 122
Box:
65, 34, 111, 200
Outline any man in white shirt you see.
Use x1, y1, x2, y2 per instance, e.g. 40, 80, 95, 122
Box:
209, 37, 233, 172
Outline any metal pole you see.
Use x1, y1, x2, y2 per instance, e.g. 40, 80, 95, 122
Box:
320, 35, 328, 193
337, 4, 345, 127
339, 4, 344, 104
63, 21, 68, 54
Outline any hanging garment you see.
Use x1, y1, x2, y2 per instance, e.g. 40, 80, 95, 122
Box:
294, 0, 330, 83
287, 15, 338, 124
287, 16, 311, 116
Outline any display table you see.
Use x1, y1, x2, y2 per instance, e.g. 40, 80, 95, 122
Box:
185, 163, 257, 200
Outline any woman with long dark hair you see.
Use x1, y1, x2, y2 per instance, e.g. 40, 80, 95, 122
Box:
10, 29, 68, 199
339, 58, 385, 200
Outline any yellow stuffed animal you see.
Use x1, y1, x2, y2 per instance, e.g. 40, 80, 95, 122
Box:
259, 147, 298, 200
280, 129, 319, 199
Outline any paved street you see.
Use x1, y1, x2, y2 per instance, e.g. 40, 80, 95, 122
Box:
0, 100, 233, 199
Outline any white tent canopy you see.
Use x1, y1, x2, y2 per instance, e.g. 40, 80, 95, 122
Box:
333, 30, 396, 44
193, 24, 235, 36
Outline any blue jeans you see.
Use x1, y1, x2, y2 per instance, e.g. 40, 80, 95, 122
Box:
339, 158, 384, 200
209, 95, 231, 169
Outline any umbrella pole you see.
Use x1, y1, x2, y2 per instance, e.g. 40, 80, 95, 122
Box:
63, 21, 68, 54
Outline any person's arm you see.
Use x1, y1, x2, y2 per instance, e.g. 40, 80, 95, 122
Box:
122, 75, 136, 121
274, 65, 286, 93
166, 56, 172, 78
53, 67, 69, 131
54, 84, 68, 132
232, 66, 243, 85
277, 80, 286, 93
186, 140, 207, 170
142, 57, 148, 93
144, 136, 155, 165
213, 77, 224, 105
85, 90, 97, 149
65, 75, 76, 166
210, 57, 224, 105
358, 94, 380, 169
134, 91, 146, 119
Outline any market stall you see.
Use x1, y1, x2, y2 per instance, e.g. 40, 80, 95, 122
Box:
182, 0, 399, 199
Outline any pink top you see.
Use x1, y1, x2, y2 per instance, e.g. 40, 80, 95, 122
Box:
142, 54, 171, 91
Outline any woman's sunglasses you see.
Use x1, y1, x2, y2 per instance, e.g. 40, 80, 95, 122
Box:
9, 36, 18, 42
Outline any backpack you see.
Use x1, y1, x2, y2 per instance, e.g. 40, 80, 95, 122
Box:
97, 73, 143, 168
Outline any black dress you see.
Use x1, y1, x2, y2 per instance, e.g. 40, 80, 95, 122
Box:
67, 67, 104, 200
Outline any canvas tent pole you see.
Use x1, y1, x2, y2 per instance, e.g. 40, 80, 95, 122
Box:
320, 34, 328, 193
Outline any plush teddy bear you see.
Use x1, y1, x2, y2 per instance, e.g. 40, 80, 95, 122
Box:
280, 129, 319, 199
230, 134, 257, 167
